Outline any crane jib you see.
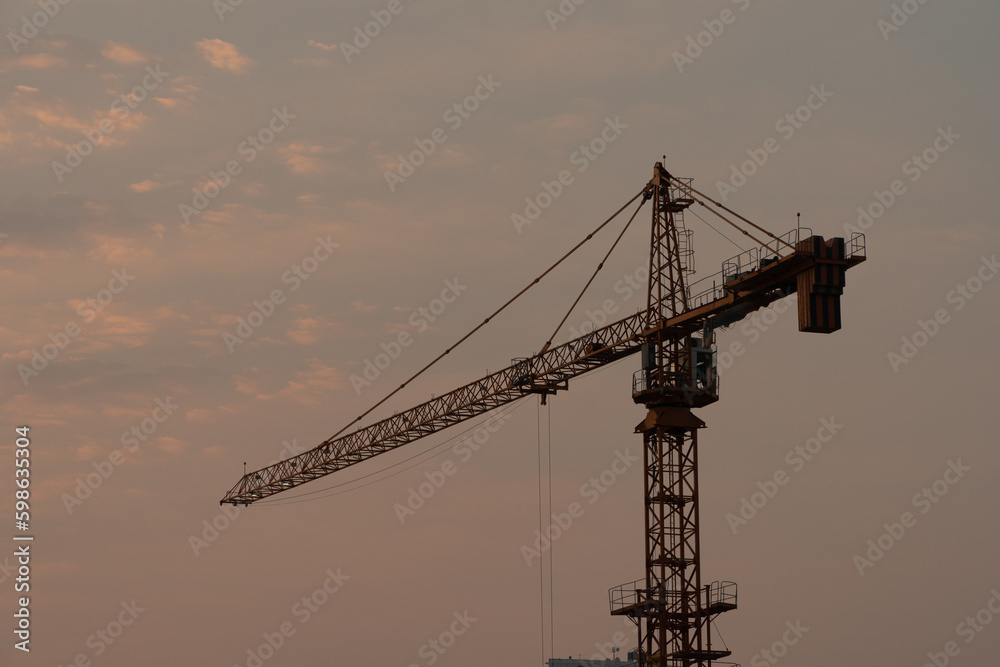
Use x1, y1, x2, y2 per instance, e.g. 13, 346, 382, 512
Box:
220, 231, 864, 506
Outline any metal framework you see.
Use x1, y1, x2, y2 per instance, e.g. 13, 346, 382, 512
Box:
220, 162, 867, 667
614, 165, 730, 666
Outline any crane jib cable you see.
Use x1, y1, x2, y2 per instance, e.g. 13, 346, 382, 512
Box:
667, 175, 795, 250
321, 185, 652, 446
667, 178, 768, 249
688, 207, 745, 252
538, 189, 650, 355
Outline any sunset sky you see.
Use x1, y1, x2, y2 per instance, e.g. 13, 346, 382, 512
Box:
2, 1, 999, 665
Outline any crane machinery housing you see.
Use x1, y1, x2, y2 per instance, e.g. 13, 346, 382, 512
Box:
222, 162, 866, 667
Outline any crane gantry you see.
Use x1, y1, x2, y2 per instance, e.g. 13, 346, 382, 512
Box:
222, 162, 866, 666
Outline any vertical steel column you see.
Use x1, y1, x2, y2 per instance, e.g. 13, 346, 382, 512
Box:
636, 409, 706, 666
636, 164, 711, 666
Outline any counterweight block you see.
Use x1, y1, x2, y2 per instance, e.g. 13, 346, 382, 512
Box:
797, 235, 848, 333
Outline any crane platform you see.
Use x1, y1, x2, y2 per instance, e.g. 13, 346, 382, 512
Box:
609, 580, 738, 619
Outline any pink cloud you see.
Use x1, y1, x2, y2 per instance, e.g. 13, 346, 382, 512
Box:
194, 38, 252, 72
307, 40, 338, 51
5, 52, 69, 70
280, 142, 336, 175
275, 359, 346, 405
101, 41, 148, 65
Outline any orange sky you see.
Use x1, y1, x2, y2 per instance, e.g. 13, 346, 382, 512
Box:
2, 1, 999, 665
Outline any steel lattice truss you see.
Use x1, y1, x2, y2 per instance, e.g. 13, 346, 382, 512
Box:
220, 162, 868, 667
221, 241, 860, 506
222, 310, 651, 504
222, 169, 865, 510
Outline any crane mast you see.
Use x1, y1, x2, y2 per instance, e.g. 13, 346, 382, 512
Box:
609, 165, 732, 665
221, 162, 866, 667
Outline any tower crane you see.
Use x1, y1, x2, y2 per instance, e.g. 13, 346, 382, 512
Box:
222, 162, 866, 666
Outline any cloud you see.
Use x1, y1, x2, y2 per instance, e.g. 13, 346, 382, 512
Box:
155, 436, 188, 454
194, 39, 252, 72
2, 85, 147, 155
307, 40, 338, 51
165, 77, 202, 97
0, 195, 156, 253
101, 41, 148, 65
186, 404, 239, 422
276, 358, 345, 405
280, 142, 336, 175
294, 40, 339, 65
82, 233, 155, 265
130, 180, 167, 193
241, 182, 266, 197
286, 317, 343, 345
153, 97, 183, 109
5, 53, 70, 70
51, 310, 155, 353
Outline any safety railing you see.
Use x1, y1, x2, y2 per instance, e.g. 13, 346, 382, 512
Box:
632, 370, 649, 396
510, 357, 533, 387
610, 579, 737, 615
722, 227, 810, 284
707, 580, 738, 609
685, 227, 811, 309
632, 369, 719, 399
847, 231, 866, 260
626, 658, 738, 667
610, 579, 651, 614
